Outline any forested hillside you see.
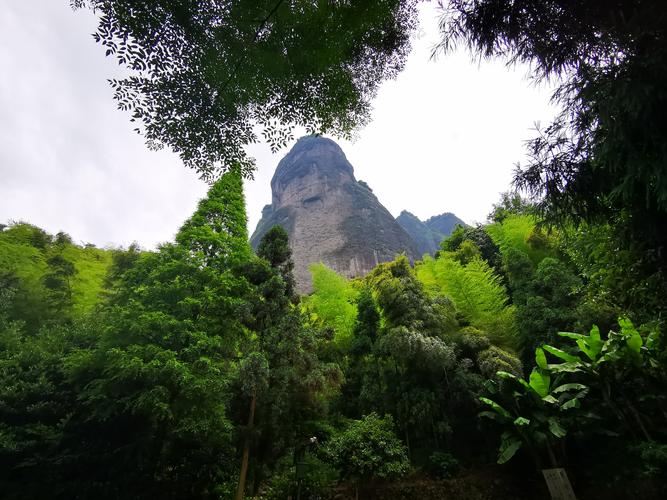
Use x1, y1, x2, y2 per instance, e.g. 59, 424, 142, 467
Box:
0, 224, 113, 324
2, 184, 665, 499
396, 211, 466, 256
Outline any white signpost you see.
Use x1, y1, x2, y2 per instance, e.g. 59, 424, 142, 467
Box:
542, 468, 577, 500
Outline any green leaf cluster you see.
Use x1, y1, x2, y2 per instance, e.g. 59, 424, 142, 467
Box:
73, 0, 419, 177
416, 253, 516, 348
304, 263, 358, 350
479, 317, 665, 468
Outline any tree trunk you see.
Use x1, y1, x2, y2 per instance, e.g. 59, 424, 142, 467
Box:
545, 439, 558, 468
403, 424, 412, 461
235, 389, 257, 500
602, 382, 634, 437
403, 400, 412, 460
626, 399, 652, 441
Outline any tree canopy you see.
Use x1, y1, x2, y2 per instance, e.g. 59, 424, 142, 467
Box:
71, 0, 418, 178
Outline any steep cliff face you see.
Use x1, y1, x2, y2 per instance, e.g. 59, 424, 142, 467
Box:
396, 211, 467, 257
250, 136, 417, 293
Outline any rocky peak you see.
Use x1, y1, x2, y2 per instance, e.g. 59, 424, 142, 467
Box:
425, 212, 466, 236
250, 136, 417, 293
269, 136, 356, 209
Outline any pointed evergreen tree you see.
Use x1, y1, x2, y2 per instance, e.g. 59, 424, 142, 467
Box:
177, 166, 251, 268
234, 228, 340, 498
42, 253, 76, 322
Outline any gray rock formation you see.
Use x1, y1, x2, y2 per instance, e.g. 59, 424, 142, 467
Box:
250, 136, 417, 293
396, 210, 467, 257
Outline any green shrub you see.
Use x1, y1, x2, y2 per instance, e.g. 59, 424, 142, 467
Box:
428, 451, 459, 479
323, 413, 409, 485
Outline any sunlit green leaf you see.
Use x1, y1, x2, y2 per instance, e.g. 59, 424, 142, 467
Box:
535, 347, 547, 370
479, 397, 511, 419
558, 331, 585, 340
528, 368, 550, 398
543, 345, 580, 363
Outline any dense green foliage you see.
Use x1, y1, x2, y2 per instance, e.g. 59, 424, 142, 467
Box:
0, 174, 341, 499
0, 223, 112, 331
3, 196, 664, 497
304, 263, 358, 350
485, 214, 556, 266
442, 0, 667, 225
323, 413, 409, 485
417, 254, 516, 347
441, 0, 667, 328
72, 0, 418, 177
481, 318, 666, 478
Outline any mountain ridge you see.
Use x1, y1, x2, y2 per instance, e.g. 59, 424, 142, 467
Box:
396, 210, 467, 257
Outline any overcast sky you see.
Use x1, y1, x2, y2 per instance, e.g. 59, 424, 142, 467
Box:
0, 1, 558, 250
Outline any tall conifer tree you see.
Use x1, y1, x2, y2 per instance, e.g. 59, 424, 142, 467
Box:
177, 166, 251, 268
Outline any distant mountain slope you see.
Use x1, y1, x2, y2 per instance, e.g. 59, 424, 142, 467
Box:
250, 136, 418, 293
425, 212, 466, 237
396, 211, 467, 257
395, 211, 442, 257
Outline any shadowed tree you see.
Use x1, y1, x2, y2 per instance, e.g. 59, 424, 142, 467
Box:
256, 225, 296, 302
59, 169, 254, 499
234, 228, 341, 498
